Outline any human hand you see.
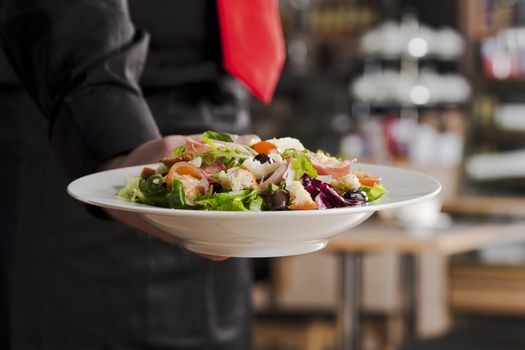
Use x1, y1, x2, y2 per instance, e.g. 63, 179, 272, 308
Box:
101, 135, 188, 170
100, 135, 227, 261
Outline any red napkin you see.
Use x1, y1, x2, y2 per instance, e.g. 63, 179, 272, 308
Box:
217, 0, 286, 104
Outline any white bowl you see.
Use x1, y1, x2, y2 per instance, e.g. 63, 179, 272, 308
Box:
68, 163, 441, 257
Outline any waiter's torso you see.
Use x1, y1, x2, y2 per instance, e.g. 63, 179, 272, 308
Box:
1, 1, 253, 349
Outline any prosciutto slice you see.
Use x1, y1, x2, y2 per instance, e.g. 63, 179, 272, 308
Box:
185, 136, 212, 153
201, 162, 226, 183
310, 153, 351, 179
232, 134, 261, 145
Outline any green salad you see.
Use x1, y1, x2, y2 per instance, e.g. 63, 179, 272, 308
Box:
118, 131, 386, 211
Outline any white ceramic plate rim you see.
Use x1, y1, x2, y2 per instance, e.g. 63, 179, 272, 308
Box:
68, 163, 441, 217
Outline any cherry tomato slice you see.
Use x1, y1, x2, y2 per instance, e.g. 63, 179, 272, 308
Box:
166, 162, 203, 187
252, 141, 277, 154
359, 177, 380, 187
355, 171, 381, 187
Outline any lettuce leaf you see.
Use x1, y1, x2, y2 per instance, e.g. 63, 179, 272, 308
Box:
117, 176, 142, 202
202, 130, 234, 143
282, 149, 318, 180
194, 189, 263, 211
201, 147, 248, 168
166, 179, 186, 209
172, 145, 185, 155
268, 181, 286, 194
199, 131, 248, 168
359, 183, 386, 202
117, 175, 186, 209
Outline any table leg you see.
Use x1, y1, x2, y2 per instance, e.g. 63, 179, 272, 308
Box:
400, 253, 419, 341
337, 252, 362, 350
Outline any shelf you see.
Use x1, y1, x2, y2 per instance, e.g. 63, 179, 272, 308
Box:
355, 55, 462, 64
475, 79, 525, 94
475, 130, 525, 142
362, 102, 469, 111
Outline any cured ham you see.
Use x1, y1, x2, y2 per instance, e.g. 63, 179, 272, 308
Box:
310, 154, 351, 179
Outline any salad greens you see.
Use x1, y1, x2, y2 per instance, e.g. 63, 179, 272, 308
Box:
118, 176, 142, 202
359, 184, 386, 202
268, 182, 287, 194
200, 145, 248, 168
282, 148, 318, 180
199, 130, 249, 167
194, 189, 264, 211
118, 175, 186, 209
172, 145, 185, 155
166, 179, 186, 209
202, 130, 234, 143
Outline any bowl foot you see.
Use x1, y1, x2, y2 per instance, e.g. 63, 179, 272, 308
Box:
183, 239, 329, 258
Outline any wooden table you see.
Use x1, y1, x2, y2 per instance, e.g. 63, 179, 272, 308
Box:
325, 218, 525, 350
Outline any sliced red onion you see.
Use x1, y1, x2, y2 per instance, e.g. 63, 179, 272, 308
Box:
301, 173, 360, 208
301, 174, 323, 198
319, 184, 348, 208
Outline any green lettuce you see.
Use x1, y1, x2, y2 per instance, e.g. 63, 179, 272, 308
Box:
172, 145, 185, 155
194, 189, 264, 211
202, 130, 234, 143
359, 183, 386, 202
201, 147, 248, 168
166, 179, 186, 209
117, 174, 186, 209
268, 182, 286, 193
117, 176, 143, 202
199, 132, 248, 168
282, 149, 318, 180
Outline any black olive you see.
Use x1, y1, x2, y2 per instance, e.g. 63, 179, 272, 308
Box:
344, 190, 368, 203
346, 199, 363, 206
254, 153, 272, 164
270, 190, 290, 210
212, 184, 224, 193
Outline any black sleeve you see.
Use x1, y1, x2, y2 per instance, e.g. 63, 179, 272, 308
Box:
0, 0, 161, 178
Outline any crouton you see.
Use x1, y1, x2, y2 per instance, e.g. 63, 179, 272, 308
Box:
287, 181, 317, 210
176, 175, 206, 201
218, 168, 258, 191
331, 173, 360, 195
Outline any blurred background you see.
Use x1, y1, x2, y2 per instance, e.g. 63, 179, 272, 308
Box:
250, 0, 525, 349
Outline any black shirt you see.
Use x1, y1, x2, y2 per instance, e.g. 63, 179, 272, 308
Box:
0, 0, 239, 178
130, 0, 222, 87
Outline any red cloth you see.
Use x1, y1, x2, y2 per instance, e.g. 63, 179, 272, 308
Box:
217, 0, 286, 104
